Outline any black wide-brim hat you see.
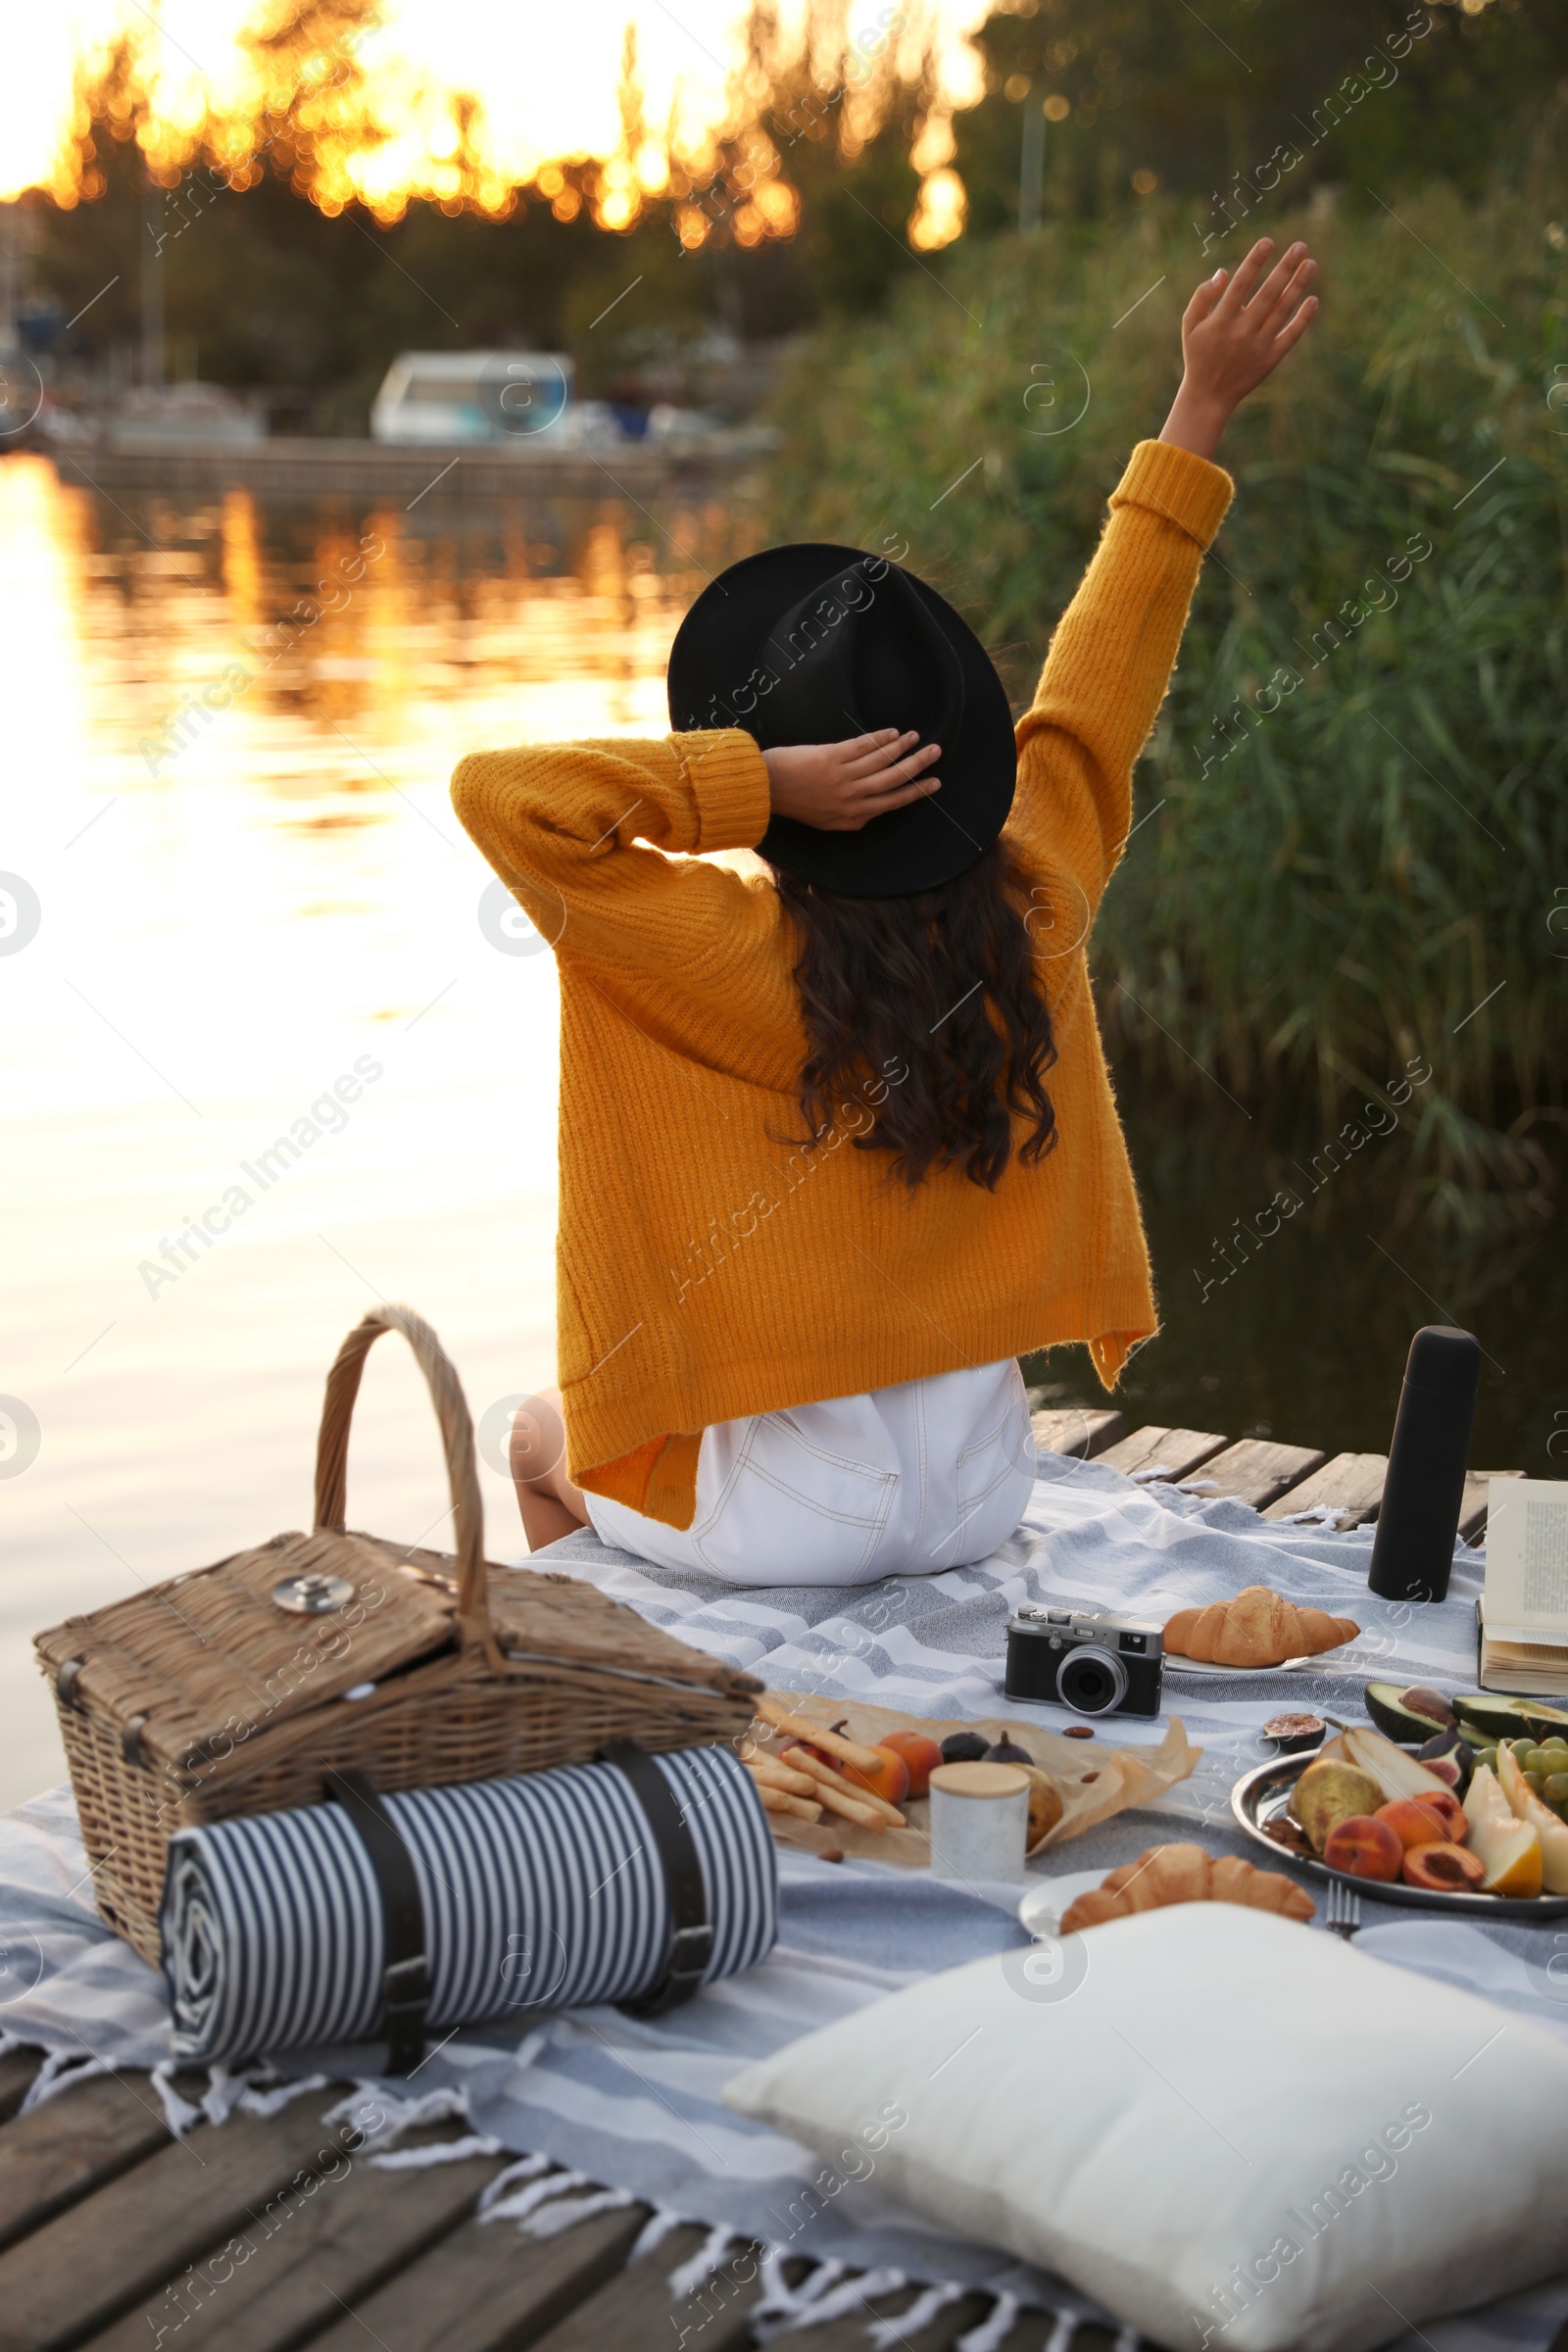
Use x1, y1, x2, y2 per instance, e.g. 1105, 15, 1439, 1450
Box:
667, 542, 1016, 898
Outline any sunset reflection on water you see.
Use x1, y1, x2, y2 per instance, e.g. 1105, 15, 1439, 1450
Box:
0, 451, 758, 1805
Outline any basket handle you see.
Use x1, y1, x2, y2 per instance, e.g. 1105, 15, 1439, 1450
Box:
314, 1304, 488, 1638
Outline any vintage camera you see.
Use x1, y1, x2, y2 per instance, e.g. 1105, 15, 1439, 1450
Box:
1004, 1606, 1164, 1717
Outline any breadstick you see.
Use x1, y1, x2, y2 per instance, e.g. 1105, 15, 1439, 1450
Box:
744, 1753, 822, 1798
755, 1786, 823, 1822
807, 1779, 895, 1832
753, 1699, 885, 1775
779, 1743, 906, 1828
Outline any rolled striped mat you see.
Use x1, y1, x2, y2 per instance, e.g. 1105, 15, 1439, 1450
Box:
162, 1744, 776, 2064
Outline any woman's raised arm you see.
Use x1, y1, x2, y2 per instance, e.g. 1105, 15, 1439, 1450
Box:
1006, 236, 1318, 926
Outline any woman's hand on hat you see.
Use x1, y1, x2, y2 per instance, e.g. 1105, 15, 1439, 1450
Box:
1159, 237, 1319, 460
762, 729, 941, 832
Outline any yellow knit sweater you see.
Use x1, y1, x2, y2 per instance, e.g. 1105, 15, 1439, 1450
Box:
452, 437, 1233, 1528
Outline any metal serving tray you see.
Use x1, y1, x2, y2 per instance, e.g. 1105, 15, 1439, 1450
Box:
1231, 1751, 1568, 1921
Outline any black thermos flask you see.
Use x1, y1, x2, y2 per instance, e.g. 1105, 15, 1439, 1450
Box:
1366, 1325, 1480, 1603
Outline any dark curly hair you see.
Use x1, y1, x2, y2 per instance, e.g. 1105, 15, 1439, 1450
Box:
771, 841, 1059, 1191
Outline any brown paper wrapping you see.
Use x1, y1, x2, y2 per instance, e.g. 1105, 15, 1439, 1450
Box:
750, 1692, 1200, 1867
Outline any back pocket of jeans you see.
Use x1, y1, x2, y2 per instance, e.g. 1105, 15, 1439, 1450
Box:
693, 1415, 899, 1584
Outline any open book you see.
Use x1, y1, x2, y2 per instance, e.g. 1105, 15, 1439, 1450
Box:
1479, 1478, 1568, 1695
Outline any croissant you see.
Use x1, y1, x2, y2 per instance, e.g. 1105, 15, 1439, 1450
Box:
1059, 1842, 1315, 1933
1163, 1585, 1358, 1668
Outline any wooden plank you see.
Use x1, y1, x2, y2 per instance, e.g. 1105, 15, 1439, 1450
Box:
1261, 1451, 1388, 1530
1459, 1469, 1525, 1547
526, 2222, 768, 2352
1182, 1438, 1326, 1511
0, 2084, 356, 2351
1030, 1407, 1124, 1460
0, 2070, 192, 2254
297, 2195, 650, 2352
81, 2126, 509, 2352
1097, 1426, 1228, 1483
0, 2049, 41, 2126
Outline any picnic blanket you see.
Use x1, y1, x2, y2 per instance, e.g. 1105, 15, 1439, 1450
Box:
4, 1446, 1566, 2352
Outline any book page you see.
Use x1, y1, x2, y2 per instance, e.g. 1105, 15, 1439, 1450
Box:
1484, 1479, 1568, 1642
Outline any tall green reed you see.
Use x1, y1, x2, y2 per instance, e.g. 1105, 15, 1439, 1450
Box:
765, 111, 1568, 1230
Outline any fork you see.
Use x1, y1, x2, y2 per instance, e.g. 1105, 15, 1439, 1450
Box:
1324, 1879, 1361, 1940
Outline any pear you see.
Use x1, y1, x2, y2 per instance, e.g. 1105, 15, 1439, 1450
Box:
1340, 1724, 1453, 1805
1290, 1758, 1383, 1854
1022, 1766, 1064, 1851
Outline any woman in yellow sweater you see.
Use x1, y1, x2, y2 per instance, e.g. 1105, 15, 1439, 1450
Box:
453, 236, 1318, 1584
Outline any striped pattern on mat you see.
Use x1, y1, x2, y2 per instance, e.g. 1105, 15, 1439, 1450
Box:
162, 1743, 775, 2064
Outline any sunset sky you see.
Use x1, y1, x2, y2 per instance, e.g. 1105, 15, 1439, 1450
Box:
1, 0, 991, 207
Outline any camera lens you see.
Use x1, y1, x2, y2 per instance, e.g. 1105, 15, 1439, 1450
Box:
1058, 1644, 1129, 1716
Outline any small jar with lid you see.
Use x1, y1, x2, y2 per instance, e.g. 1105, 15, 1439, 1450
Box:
927, 1760, 1030, 1883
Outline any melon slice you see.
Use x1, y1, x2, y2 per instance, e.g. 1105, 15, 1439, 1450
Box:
1496, 1744, 1568, 1895
1463, 1763, 1544, 1898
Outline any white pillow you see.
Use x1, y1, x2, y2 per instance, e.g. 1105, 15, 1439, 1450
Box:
724, 1904, 1568, 2352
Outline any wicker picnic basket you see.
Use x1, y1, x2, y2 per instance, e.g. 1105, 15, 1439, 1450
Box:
36, 1304, 761, 1964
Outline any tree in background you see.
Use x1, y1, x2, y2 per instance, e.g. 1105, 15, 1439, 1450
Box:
956, 0, 1568, 238
9, 0, 1564, 429
13, 0, 945, 429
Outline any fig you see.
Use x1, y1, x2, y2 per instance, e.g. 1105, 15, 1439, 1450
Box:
1290, 1759, 1384, 1855
1262, 1712, 1326, 1753
1414, 1737, 1465, 1789
1402, 1840, 1485, 1892
939, 1732, 989, 1765
1323, 1814, 1403, 1882
986, 1736, 1036, 1767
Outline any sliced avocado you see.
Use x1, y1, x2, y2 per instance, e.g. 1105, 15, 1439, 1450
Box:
1363, 1681, 1451, 1743
1453, 1691, 1568, 1744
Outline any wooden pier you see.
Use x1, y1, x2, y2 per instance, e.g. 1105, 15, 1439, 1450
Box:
0, 2044, 1086, 2352
47, 434, 769, 506
1028, 1405, 1521, 1544
0, 1409, 1537, 2352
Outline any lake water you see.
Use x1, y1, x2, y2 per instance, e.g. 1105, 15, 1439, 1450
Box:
2, 453, 1562, 1812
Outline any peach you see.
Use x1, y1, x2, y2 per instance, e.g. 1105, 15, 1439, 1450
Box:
1415, 1788, 1466, 1842
878, 1731, 943, 1799
1322, 1814, 1404, 1883
841, 1745, 911, 1807
1402, 1840, 1485, 1892
1375, 1793, 1466, 1850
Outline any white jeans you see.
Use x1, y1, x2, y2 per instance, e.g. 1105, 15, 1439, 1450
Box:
583, 1359, 1035, 1588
